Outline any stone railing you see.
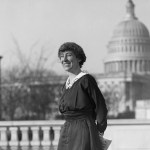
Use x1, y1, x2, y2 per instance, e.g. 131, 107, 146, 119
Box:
0, 119, 150, 150
0, 120, 64, 149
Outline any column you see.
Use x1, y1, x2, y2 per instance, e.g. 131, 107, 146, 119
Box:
124, 61, 127, 72
143, 60, 146, 73
122, 61, 126, 72
20, 127, 30, 146
112, 62, 115, 72
145, 60, 148, 73
139, 60, 142, 72
108, 63, 110, 73
127, 60, 130, 73
130, 60, 132, 73
114, 62, 116, 72
110, 63, 112, 72
9, 127, 19, 146
149, 61, 150, 73
41, 126, 50, 146
106, 63, 109, 73
105, 63, 108, 73
132, 60, 135, 73
137, 60, 140, 73
134, 60, 137, 72
118, 61, 121, 72
0, 127, 8, 146
141, 60, 145, 72
0, 56, 2, 120
116, 61, 119, 72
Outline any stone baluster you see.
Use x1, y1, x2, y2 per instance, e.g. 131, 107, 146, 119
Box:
30, 126, 40, 146
0, 127, 8, 146
20, 127, 30, 146
52, 126, 61, 146
41, 126, 50, 146
9, 127, 19, 146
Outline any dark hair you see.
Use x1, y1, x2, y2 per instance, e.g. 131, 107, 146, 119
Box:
58, 42, 86, 68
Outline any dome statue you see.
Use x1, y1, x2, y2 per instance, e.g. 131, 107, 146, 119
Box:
104, 0, 150, 75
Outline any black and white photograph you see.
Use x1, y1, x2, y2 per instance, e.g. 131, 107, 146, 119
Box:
0, 0, 150, 150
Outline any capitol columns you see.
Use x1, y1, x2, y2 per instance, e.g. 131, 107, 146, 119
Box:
0, 56, 2, 120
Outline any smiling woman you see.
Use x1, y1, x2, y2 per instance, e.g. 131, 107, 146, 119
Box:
57, 42, 108, 150
58, 42, 86, 78
59, 51, 79, 72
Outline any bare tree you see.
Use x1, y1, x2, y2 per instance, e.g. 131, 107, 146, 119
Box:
1, 35, 62, 120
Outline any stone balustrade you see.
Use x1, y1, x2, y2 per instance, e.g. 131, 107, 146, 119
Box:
0, 119, 150, 150
0, 120, 64, 149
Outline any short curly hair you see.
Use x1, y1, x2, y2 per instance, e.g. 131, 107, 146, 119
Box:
58, 42, 86, 68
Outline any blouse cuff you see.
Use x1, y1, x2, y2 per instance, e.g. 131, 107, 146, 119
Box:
96, 118, 107, 133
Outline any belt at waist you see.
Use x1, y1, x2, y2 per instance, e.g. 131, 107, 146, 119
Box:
63, 110, 95, 121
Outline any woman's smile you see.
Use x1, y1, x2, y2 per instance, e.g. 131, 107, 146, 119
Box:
63, 63, 70, 67
60, 51, 80, 73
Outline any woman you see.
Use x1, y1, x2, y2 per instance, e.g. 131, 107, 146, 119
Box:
57, 42, 108, 150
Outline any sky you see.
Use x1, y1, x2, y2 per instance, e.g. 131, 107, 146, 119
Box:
0, 0, 150, 75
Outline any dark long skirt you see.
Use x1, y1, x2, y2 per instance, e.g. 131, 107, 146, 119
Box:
57, 115, 104, 150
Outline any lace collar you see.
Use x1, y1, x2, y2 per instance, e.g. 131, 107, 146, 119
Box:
65, 71, 87, 89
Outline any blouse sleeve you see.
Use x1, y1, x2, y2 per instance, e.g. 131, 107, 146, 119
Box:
85, 75, 108, 133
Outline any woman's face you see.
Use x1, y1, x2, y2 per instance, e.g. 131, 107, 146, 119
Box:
59, 51, 80, 73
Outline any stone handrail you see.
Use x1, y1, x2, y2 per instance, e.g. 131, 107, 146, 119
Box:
0, 120, 65, 147
0, 119, 150, 150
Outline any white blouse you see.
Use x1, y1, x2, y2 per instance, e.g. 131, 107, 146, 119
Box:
65, 71, 87, 89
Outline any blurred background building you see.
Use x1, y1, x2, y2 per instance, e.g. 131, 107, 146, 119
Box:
96, 0, 150, 119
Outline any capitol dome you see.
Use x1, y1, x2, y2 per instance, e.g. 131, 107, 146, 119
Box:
105, 0, 150, 75
113, 20, 149, 38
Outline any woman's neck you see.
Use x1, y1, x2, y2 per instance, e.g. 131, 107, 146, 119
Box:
67, 69, 81, 81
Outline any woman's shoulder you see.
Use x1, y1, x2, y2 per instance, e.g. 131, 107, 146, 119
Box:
80, 73, 96, 81
79, 73, 97, 86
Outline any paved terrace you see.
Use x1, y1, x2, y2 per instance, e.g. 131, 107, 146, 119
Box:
0, 119, 149, 150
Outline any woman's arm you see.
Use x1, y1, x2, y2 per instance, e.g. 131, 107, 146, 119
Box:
86, 75, 108, 133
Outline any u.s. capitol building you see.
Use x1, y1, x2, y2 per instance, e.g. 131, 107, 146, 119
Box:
96, 0, 150, 118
